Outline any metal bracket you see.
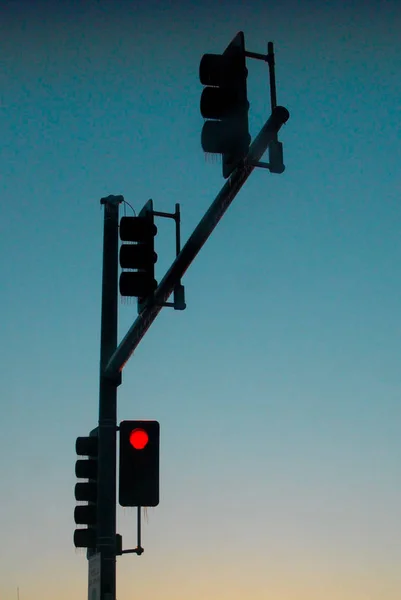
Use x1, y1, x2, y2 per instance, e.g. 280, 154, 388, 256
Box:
245, 41, 286, 173
249, 160, 285, 174
121, 546, 144, 556
250, 160, 271, 169
116, 535, 144, 556
245, 41, 277, 112
116, 507, 145, 557
163, 283, 186, 310
153, 203, 186, 311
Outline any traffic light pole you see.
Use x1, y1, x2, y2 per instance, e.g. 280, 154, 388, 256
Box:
97, 195, 122, 600
104, 105, 289, 379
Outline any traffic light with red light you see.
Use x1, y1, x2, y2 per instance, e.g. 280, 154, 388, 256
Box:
73, 428, 98, 551
119, 420, 160, 507
119, 199, 158, 309
200, 31, 250, 178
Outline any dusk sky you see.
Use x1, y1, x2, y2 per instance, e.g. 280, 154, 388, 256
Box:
1, 1, 401, 599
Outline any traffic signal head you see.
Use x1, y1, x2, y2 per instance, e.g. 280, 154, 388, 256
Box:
200, 31, 250, 178
119, 199, 158, 305
73, 429, 98, 550
119, 420, 160, 507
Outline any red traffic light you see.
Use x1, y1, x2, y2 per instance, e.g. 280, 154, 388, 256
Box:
129, 428, 149, 450
119, 420, 160, 507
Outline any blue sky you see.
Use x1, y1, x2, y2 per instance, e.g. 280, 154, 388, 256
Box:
1, 1, 401, 599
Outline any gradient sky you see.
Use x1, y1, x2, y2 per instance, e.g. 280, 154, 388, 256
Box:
1, 1, 401, 599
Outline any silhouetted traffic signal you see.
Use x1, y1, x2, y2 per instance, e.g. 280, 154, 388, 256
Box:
74, 428, 98, 550
119, 200, 158, 308
119, 420, 160, 507
200, 31, 250, 178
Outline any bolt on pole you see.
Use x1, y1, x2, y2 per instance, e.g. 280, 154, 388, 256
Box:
97, 194, 122, 600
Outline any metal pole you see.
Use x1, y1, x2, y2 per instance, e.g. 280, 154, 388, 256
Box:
137, 506, 142, 548
97, 195, 122, 600
267, 42, 277, 111
104, 105, 289, 378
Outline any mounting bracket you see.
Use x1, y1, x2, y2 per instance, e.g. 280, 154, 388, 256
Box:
116, 507, 145, 557
245, 41, 285, 174
153, 204, 186, 311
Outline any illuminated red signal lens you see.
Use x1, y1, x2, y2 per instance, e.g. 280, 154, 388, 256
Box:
129, 428, 149, 450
